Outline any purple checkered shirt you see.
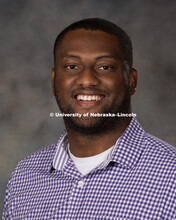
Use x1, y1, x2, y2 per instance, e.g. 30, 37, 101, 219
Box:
3, 118, 176, 219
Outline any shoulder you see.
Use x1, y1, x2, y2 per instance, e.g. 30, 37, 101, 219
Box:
130, 118, 175, 172
140, 132, 176, 179
12, 143, 57, 175
144, 132, 176, 160
3, 143, 58, 218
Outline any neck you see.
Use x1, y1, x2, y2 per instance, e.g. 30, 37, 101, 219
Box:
65, 117, 131, 157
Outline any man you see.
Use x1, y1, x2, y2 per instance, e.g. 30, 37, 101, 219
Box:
3, 18, 175, 219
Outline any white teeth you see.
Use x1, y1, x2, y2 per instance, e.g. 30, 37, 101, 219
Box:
77, 95, 101, 101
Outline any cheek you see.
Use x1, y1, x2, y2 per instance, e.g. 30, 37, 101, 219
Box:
54, 74, 75, 95
101, 75, 127, 94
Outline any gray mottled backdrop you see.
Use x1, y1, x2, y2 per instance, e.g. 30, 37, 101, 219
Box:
0, 0, 176, 214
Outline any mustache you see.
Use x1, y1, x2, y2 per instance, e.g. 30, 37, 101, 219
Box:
71, 86, 111, 97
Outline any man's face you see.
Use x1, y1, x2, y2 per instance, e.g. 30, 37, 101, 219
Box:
52, 29, 137, 134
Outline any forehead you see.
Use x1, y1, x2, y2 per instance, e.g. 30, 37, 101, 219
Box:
56, 29, 124, 60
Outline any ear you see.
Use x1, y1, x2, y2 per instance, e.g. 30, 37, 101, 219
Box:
129, 68, 137, 95
52, 67, 55, 96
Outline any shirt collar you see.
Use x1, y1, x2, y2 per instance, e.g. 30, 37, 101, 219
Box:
109, 117, 146, 169
52, 117, 146, 171
52, 130, 69, 170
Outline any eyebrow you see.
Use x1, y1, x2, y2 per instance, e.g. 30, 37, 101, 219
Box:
62, 54, 81, 59
95, 55, 122, 62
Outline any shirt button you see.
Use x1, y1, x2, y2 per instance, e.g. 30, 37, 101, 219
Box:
78, 180, 84, 187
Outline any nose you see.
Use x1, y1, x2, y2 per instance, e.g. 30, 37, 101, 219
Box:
76, 67, 100, 88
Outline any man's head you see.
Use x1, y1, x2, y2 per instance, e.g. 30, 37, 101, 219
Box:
52, 18, 137, 135
54, 18, 133, 71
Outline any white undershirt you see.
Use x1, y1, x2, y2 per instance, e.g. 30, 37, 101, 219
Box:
68, 145, 114, 176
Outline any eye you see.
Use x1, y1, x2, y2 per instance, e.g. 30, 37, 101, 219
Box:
99, 66, 112, 70
67, 65, 77, 69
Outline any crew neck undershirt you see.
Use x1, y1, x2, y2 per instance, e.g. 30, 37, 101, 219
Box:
68, 144, 115, 175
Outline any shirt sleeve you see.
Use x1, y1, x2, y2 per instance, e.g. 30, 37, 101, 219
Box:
2, 177, 12, 220
2, 166, 18, 220
162, 169, 176, 219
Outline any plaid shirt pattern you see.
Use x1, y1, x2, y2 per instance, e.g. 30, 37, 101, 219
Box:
3, 118, 176, 219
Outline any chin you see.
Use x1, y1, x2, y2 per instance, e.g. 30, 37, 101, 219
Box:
64, 116, 101, 134
64, 114, 126, 136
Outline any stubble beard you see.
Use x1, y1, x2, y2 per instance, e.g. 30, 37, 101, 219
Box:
54, 86, 131, 136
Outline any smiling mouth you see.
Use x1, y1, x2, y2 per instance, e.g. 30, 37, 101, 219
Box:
76, 95, 104, 101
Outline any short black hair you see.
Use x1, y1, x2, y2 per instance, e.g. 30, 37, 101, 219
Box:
54, 18, 133, 69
